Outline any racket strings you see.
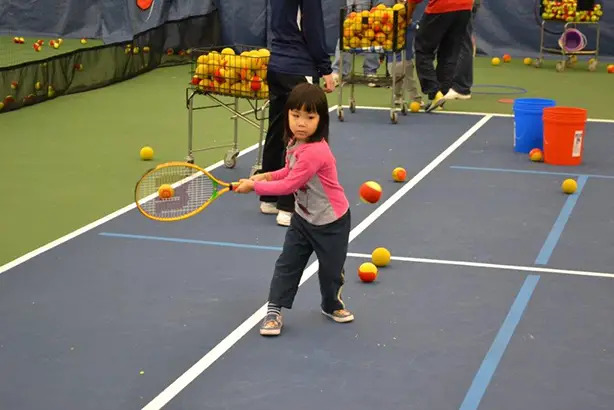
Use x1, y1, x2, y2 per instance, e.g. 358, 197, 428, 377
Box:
136, 166, 216, 219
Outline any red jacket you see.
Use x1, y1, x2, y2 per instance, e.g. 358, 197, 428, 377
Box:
410, 0, 473, 14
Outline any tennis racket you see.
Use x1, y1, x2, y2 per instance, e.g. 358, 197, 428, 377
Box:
134, 161, 238, 222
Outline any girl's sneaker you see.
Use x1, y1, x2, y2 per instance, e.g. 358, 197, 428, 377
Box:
260, 312, 283, 336
321, 308, 354, 323
260, 201, 279, 215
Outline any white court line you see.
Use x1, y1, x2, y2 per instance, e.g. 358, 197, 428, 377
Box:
140, 114, 493, 410
0, 135, 271, 276
347, 253, 614, 279
351, 105, 614, 124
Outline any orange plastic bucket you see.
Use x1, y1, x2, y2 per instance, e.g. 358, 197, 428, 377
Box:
542, 107, 587, 166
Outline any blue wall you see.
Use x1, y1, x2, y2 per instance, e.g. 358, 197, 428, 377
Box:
0, 0, 216, 44
1, 0, 611, 57
215, 0, 613, 58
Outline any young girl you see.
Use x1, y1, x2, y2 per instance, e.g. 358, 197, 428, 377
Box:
234, 83, 354, 336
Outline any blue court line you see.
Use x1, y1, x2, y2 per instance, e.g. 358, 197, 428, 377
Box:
535, 175, 588, 265
450, 165, 614, 180
98, 232, 283, 251
459, 274, 540, 410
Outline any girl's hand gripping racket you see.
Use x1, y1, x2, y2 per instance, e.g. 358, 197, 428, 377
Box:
134, 161, 238, 222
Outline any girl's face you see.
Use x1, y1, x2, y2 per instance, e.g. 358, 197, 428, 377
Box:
289, 108, 319, 141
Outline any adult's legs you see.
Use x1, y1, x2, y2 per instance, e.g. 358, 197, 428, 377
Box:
259, 71, 306, 213
449, 10, 476, 97
434, 11, 471, 97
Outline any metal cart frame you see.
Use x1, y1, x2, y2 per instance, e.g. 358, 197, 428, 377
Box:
186, 44, 270, 176
336, 3, 409, 124
185, 89, 268, 176
534, 20, 600, 72
337, 50, 407, 124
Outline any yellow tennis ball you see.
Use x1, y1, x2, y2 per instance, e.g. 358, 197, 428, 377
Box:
392, 167, 407, 182
491, 57, 501, 66
371, 247, 391, 267
158, 184, 174, 199
561, 178, 577, 194
140, 146, 154, 160
523, 57, 533, 65
409, 101, 421, 112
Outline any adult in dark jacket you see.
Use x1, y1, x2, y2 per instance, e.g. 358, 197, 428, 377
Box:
259, 0, 335, 226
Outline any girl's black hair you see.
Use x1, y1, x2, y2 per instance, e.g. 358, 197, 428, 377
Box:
283, 82, 330, 144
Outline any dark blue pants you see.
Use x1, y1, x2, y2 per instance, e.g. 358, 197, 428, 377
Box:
414, 10, 471, 100
452, 7, 478, 95
268, 210, 351, 314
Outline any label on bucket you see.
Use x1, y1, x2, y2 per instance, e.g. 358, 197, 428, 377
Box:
572, 130, 583, 157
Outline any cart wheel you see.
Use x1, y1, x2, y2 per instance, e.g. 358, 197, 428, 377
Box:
533, 59, 542, 68
588, 59, 598, 72
565, 56, 577, 68
555, 61, 565, 72
390, 111, 398, 124
349, 100, 356, 113
224, 149, 238, 168
250, 164, 261, 177
337, 108, 344, 122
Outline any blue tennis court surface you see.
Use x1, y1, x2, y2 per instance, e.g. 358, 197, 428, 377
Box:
1, 108, 613, 410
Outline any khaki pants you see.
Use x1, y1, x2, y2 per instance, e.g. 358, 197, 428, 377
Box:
387, 59, 422, 102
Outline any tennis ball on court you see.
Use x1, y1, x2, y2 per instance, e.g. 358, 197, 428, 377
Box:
491, 57, 501, 66
409, 101, 421, 112
607, 64, 614, 74
359, 181, 382, 204
358, 262, 378, 282
561, 179, 577, 194
529, 148, 543, 162
80, 38, 87, 44
140, 146, 154, 160
371, 247, 391, 267
523, 57, 533, 65
35, 81, 42, 90
158, 184, 174, 199
392, 167, 407, 182
503, 54, 511, 63
0, 102, 4, 111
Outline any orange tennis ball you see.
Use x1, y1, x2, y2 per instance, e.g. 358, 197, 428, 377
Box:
359, 181, 382, 203
158, 184, 174, 199
529, 148, 543, 162
392, 167, 407, 182
358, 262, 378, 282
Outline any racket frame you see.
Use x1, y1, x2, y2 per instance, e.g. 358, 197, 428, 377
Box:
134, 161, 235, 222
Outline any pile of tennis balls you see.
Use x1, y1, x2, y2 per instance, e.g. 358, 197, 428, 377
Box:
356, 166, 407, 283
191, 48, 270, 99
541, 0, 602, 22
341, 3, 408, 51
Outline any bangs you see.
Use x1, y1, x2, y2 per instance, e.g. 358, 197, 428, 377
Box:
283, 82, 330, 144
286, 83, 326, 114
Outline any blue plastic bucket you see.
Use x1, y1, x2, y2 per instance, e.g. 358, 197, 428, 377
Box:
513, 98, 556, 153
